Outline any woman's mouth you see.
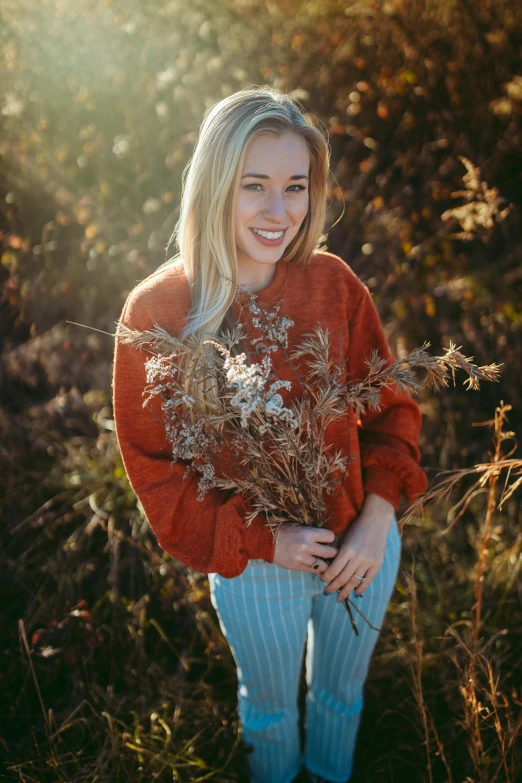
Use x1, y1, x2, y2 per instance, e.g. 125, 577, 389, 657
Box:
249, 227, 287, 247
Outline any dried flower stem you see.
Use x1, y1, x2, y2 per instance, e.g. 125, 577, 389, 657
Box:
406, 566, 433, 783
116, 291, 503, 631
472, 403, 512, 642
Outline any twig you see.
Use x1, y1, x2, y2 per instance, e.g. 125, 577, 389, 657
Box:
18, 619, 52, 733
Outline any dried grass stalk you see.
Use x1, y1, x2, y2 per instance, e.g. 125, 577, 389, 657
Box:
117, 288, 502, 537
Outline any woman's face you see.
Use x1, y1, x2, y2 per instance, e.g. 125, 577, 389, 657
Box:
234, 131, 310, 285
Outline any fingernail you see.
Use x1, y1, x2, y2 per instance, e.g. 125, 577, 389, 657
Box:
356, 593, 363, 599
337, 594, 344, 603
323, 588, 330, 596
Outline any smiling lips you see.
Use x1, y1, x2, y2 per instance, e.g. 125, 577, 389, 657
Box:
249, 227, 287, 246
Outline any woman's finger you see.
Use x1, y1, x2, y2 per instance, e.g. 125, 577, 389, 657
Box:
310, 543, 338, 560
299, 555, 328, 574
323, 561, 358, 594
309, 527, 336, 544
352, 564, 379, 597
339, 564, 381, 600
337, 568, 370, 601
321, 549, 352, 584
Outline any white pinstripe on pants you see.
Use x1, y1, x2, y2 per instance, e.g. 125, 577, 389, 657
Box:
208, 516, 401, 783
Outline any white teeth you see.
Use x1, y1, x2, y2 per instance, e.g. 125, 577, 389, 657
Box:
252, 228, 284, 239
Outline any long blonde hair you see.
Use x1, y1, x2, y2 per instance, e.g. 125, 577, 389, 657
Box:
159, 85, 330, 411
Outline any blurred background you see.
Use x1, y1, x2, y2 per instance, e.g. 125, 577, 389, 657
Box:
1, 1, 521, 781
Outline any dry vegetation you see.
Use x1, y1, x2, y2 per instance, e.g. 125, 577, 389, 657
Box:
1, 0, 521, 781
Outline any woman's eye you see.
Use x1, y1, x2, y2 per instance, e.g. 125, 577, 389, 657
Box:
244, 183, 307, 192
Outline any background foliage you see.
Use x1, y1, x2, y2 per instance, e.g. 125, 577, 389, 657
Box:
1, 1, 521, 781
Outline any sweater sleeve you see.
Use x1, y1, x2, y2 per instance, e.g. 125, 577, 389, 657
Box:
347, 284, 428, 511
112, 293, 276, 577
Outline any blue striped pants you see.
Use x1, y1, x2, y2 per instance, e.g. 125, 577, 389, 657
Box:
209, 517, 401, 783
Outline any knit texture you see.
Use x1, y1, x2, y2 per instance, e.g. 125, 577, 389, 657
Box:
112, 251, 428, 577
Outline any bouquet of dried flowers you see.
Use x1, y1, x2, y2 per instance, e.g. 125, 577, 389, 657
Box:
116, 287, 501, 630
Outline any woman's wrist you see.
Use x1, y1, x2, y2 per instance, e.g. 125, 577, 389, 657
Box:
359, 491, 395, 529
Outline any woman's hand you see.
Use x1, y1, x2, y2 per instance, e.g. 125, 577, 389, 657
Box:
273, 523, 339, 575
321, 494, 395, 601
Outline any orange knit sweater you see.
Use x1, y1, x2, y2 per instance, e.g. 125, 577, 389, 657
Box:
112, 251, 427, 578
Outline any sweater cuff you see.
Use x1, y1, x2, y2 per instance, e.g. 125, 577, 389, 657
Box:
243, 513, 277, 562
238, 496, 276, 562
363, 465, 403, 512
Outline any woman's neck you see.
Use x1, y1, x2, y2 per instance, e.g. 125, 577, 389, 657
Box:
236, 259, 278, 293
182, 256, 278, 293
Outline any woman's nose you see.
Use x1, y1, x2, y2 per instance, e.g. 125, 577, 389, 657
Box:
263, 195, 286, 221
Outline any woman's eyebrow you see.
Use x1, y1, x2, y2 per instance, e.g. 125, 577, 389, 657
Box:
241, 173, 309, 180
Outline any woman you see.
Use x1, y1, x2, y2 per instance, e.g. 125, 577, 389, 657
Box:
113, 86, 427, 783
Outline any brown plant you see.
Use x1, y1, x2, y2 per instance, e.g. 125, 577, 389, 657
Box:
116, 290, 502, 633
117, 289, 502, 538
441, 156, 513, 242
401, 401, 522, 781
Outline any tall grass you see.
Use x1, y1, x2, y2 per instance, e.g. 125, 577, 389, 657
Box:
401, 402, 522, 783
1, 0, 521, 779
2, 391, 520, 781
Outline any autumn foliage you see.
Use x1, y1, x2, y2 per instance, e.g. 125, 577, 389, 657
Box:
1, 1, 521, 781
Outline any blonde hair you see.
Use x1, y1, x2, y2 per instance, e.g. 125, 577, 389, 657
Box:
159, 85, 330, 411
